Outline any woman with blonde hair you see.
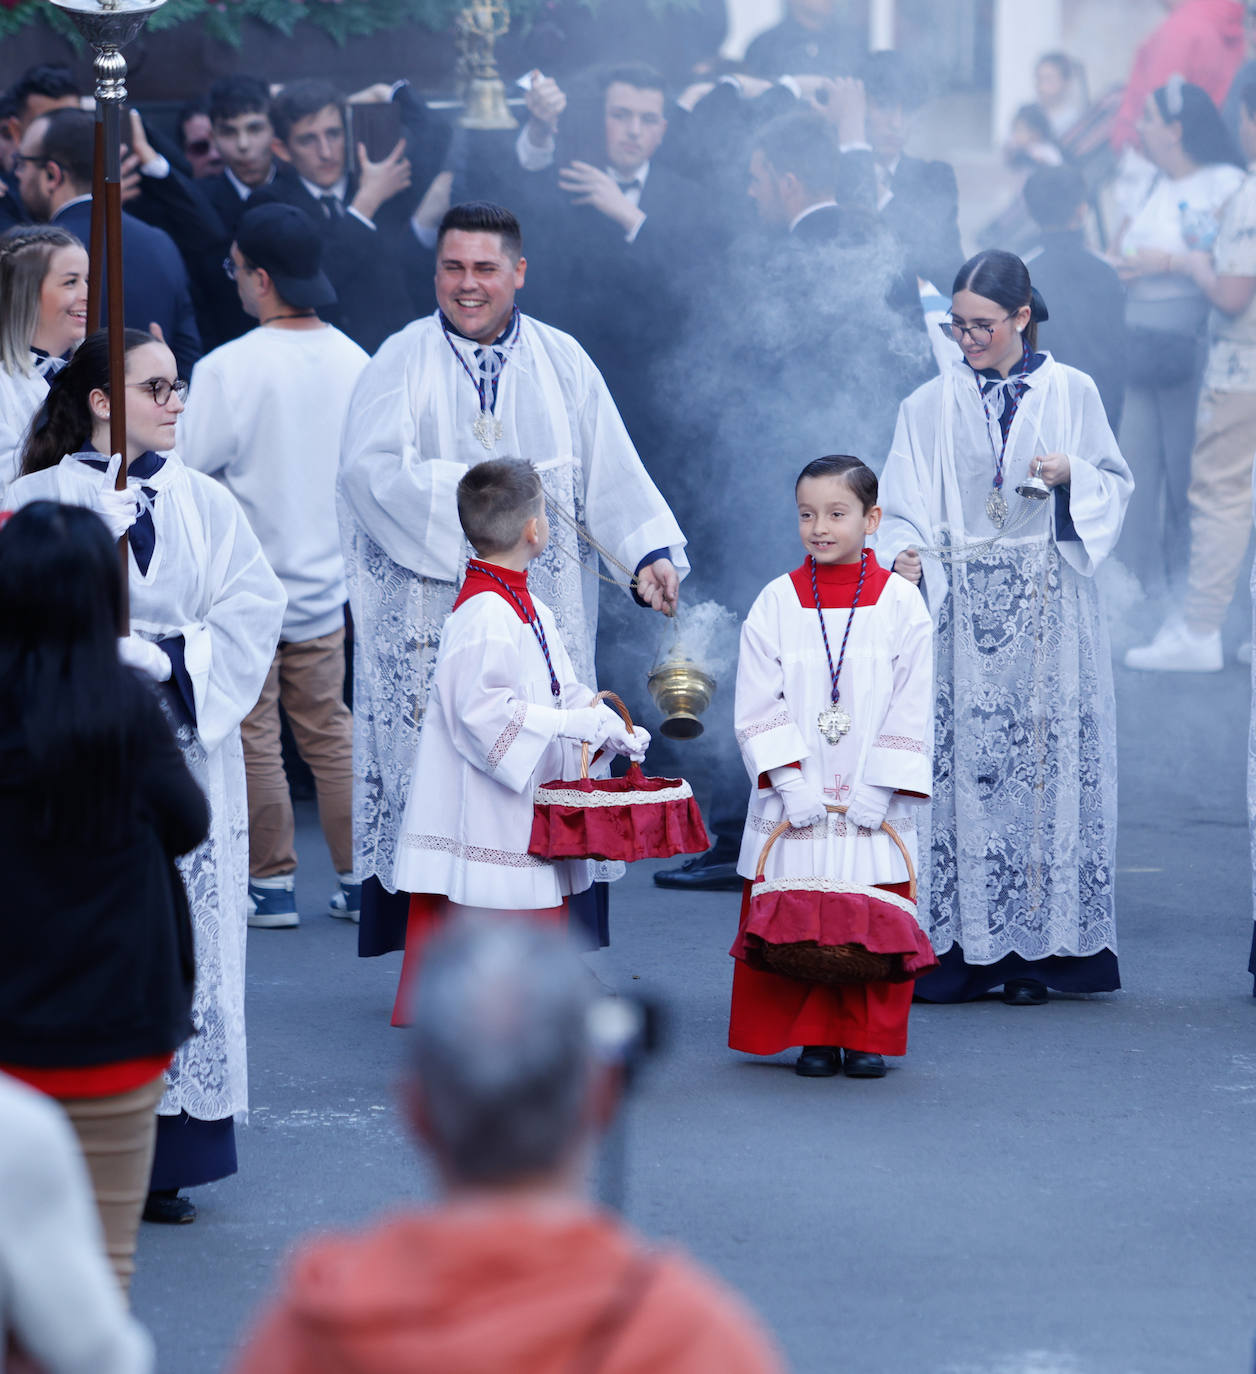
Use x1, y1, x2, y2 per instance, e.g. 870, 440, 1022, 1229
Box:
0, 224, 88, 490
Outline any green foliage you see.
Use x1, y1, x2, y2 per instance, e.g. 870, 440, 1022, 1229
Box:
0, 0, 698, 49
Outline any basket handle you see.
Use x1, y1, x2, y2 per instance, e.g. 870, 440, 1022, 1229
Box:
579, 690, 637, 779
754, 803, 917, 902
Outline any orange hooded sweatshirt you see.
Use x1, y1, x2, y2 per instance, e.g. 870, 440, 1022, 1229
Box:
1111, 0, 1245, 150
229, 1204, 787, 1374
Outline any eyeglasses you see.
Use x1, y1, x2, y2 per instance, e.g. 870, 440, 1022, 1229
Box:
11, 153, 55, 172
222, 256, 255, 282
184, 139, 213, 157
938, 313, 1013, 345
129, 377, 188, 406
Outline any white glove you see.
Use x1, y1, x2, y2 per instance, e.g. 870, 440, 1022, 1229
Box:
769, 767, 828, 830
603, 722, 650, 763
118, 633, 172, 682
845, 783, 893, 832
559, 704, 613, 747
95, 454, 140, 540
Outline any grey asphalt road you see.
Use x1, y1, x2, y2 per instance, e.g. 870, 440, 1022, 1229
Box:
131, 657, 1256, 1374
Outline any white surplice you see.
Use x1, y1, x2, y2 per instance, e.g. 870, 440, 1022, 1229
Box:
0, 363, 48, 495
4, 453, 285, 1120
338, 311, 688, 893
734, 566, 934, 898
875, 355, 1133, 965
393, 589, 595, 908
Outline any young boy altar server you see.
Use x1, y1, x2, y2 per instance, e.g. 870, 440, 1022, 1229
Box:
390, 459, 649, 1023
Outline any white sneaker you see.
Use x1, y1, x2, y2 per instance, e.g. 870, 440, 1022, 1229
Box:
1238, 641, 1252, 665
1124, 619, 1223, 672
328, 874, 361, 924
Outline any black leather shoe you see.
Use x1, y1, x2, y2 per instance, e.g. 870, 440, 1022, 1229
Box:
143, 1189, 197, 1224
653, 852, 742, 892
841, 1050, 887, 1078
795, 1046, 841, 1077
1002, 978, 1049, 1006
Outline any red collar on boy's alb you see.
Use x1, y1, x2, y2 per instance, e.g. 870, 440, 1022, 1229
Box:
789, 551, 891, 609
455, 559, 536, 622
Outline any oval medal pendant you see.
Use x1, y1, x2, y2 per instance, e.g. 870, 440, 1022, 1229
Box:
817, 703, 852, 746
986, 488, 1007, 527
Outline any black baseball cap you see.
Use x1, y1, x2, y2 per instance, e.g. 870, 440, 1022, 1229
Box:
234, 202, 336, 308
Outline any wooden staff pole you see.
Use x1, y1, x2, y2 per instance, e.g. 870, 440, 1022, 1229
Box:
86, 107, 105, 333
99, 84, 129, 631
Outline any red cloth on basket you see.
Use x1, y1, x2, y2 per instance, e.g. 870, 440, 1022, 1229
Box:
391, 894, 568, 1027
731, 875, 937, 980
728, 881, 916, 1057
529, 764, 709, 862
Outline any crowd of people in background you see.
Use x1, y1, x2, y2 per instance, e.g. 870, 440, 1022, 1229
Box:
5, 0, 1256, 1369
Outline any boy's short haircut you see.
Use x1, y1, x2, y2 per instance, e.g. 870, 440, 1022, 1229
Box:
271, 78, 344, 145
795, 454, 878, 512
209, 75, 272, 127
458, 458, 544, 556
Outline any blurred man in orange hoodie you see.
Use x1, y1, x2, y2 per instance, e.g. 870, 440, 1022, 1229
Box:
229, 917, 787, 1374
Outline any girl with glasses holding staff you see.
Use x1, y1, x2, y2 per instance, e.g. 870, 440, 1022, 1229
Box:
4, 327, 285, 1225
877, 250, 1133, 1007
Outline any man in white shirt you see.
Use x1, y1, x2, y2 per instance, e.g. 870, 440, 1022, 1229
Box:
180, 203, 368, 928
338, 200, 686, 956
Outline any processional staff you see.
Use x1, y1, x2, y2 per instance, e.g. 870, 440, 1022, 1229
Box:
45, 0, 168, 631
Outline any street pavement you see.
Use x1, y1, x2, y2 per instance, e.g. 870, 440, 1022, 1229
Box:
132, 655, 1256, 1374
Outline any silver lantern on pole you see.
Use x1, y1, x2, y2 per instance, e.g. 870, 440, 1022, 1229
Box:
43, 0, 168, 630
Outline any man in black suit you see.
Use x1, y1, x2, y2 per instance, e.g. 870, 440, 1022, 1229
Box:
1023, 165, 1127, 431
743, 0, 863, 79
194, 75, 298, 347
510, 63, 723, 455
845, 51, 963, 309
252, 78, 447, 353
202, 76, 288, 237
14, 107, 202, 377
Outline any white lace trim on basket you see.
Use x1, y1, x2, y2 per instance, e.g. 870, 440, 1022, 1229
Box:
754, 877, 917, 918
534, 780, 693, 808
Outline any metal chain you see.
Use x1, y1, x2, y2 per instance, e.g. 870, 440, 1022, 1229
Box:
543, 496, 640, 589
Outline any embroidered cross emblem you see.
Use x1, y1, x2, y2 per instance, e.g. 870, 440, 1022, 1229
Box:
823, 774, 850, 803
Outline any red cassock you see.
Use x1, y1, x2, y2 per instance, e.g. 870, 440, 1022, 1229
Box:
728, 881, 916, 1056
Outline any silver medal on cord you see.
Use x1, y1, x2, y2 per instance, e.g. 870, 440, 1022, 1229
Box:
986, 488, 1008, 528
817, 703, 853, 746
473, 347, 505, 449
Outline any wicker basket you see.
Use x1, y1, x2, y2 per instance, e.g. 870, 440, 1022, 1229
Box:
529, 691, 710, 864
745, 804, 932, 987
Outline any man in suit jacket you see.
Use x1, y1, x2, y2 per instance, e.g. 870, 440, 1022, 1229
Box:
1023, 165, 1127, 432
510, 63, 724, 455
251, 78, 449, 354
743, 0, 863, 79
14, 107, 202, 377
843, 51, 963, 308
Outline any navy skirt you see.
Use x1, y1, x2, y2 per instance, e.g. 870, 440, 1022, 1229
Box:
914, 945, 1121, 1003
149, 1112, 237, 1191
359, 875, 611, 957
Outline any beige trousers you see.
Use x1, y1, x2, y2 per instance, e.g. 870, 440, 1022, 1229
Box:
241, 625, 354, 878
1185, 387, 1256, 632
60, 1074, 165, 1298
